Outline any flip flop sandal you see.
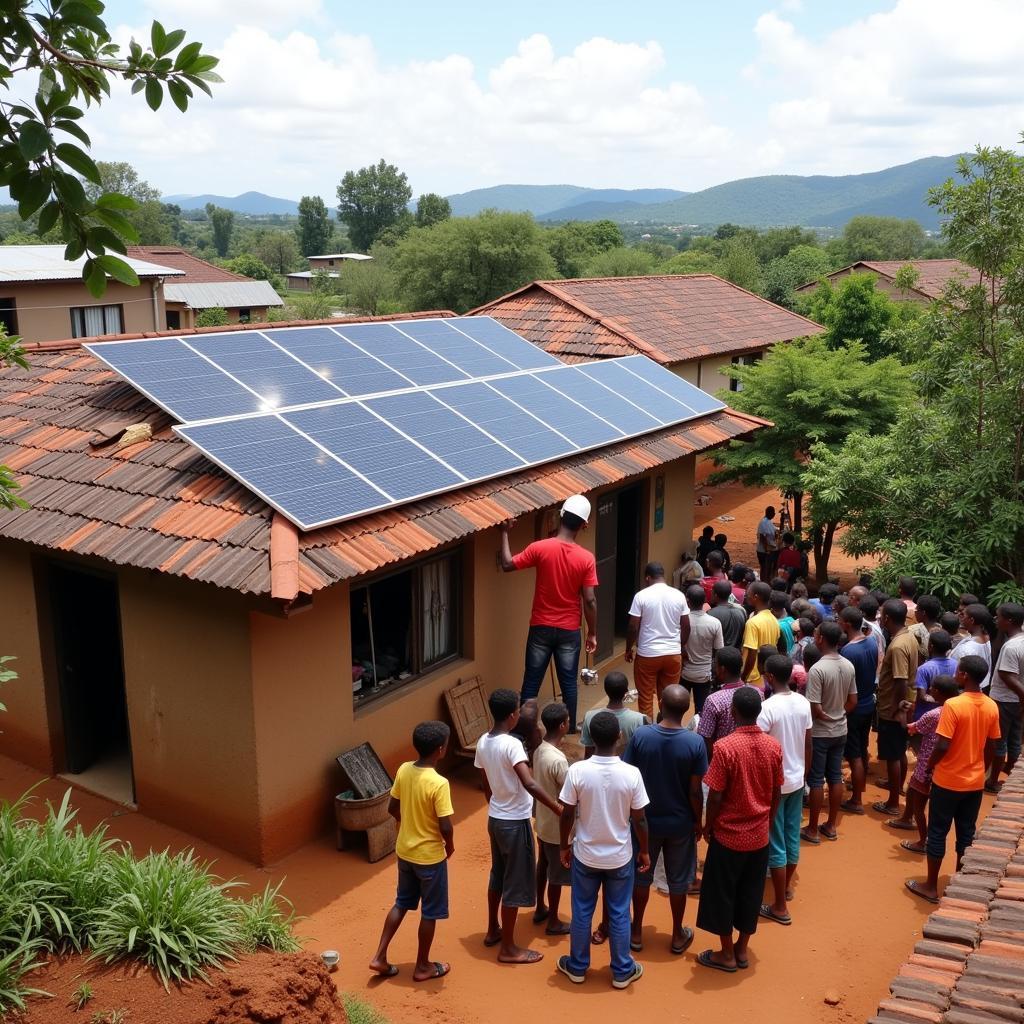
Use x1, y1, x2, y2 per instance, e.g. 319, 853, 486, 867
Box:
736, 957, 749, 970
840, 801, 865, 815
886, 819, 916, 831
697, 949, 737, 973
799, 827, 821, 845
904, 880, 939, 904
629, 939, 643, 952
671, 927, 695, 955
872, 801, 900, 815
483, 931, 502, 948
591, 924, 608, 945
414, 962, 450, 982
498, 949, 544, 965
371, 964, 399, 978
759, 903, 792, 925
819, 827, 838, 842
545, 922, 571, 936
532, 908, 550, 924
900, 840, 927, 854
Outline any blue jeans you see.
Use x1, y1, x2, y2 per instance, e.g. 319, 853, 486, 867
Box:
521, 625, 580, 729
568, 858, 636, 981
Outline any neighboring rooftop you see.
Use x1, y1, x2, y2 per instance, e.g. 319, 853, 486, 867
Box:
473, 275, 824, 365
310, 253, 373, 261
796, 258, 984, 300
125, 246, 246, 284
164, 280, 283, 309
0, 245, 183, 284
0, 319, 765, 596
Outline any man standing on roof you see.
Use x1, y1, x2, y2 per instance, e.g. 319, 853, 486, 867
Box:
501, 495, 598, 734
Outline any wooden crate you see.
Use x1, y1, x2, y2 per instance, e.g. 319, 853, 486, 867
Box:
443, 676, 489, 759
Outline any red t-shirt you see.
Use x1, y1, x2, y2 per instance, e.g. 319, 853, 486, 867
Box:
777, 548, 801, 572
704, 725, 783, 852
512, 538, 599, 631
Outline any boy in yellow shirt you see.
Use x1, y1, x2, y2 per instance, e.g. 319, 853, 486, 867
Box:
369, 721, 455, 982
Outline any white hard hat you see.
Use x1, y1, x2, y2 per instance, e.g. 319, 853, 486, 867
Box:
561, 494, 591, 523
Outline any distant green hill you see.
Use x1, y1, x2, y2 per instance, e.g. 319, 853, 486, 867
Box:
538, 155, 964, 228
445, 184, 687, 218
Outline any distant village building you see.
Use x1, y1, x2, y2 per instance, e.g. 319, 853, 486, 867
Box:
474, 274, 824, 394
794, 258, 983, 304
286, 253, 373, 292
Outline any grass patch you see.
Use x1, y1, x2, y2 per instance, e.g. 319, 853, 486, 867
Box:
343, 994, 390, 1024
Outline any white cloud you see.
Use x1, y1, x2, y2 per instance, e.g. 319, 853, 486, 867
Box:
745, 0, 1024, 174
142, 0, 324, 31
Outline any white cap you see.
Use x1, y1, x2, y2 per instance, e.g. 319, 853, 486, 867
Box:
561, 494, 591, 523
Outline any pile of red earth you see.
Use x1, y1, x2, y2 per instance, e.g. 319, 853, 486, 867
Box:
867, 765, 1024, 1024
21, 950, 346, 1024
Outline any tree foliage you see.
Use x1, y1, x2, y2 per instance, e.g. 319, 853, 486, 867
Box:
391, 210, 555, 313
296, 195, 332, 257
0, 3, 220, 294
762, 244, 832, 307
194, 306, 228, 327
341, 259, 396, 316
336, 159, 413, 251
225, 253, 273, 281
0, 328, 28, 512
414, 193, 451, 228
581, 246, 656, 278
204, 203, 233, 257
710, 335, 912, 579
544, 220, 623, 278
806, 143, 1024, 603
255, 231, 298, 275
840, 215, 927, 262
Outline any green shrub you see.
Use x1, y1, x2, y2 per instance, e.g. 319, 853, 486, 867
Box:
195, 307, 229, 328
0, 927, 47, 1012
89, 849, 243, 987
236, 881, 301, 953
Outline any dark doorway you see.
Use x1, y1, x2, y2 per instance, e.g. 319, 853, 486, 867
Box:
48, 565, 134, 803
594, 483, 643, 662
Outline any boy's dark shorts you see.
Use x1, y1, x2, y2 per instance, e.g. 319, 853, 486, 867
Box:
844, 711, 873, 761
808, 735, 845, 787
488, 817, 536, 908
395, 857, 449, 920
541, 840, 571, 887
634, 831, 697, 894
877, 719, 908, 761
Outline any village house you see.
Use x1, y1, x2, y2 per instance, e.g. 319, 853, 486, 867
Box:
127, 246, 284, 328
473, 274, 824, 394
0, 314, 765, 866
794, 258, 983, 303
286, 253, 373, 292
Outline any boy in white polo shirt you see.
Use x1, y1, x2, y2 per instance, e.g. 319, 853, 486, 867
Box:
556, 711, 650, 990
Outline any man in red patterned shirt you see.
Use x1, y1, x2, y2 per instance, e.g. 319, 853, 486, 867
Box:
696, 686, 783, 973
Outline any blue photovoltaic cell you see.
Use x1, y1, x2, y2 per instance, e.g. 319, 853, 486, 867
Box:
454, 316, 561, 370
261, 327, 412, 397
178, 416, 389, 525
364, 391, 524, 479
577, 359, 701, 421
335, 322, 471, 386
395, 320, 518, 378
188, 332, 343, 409
488, 373, 624, 449
614, 355, 726, 415
436, 382, 569, 462
285, 403, 463, 501
539, 366, 663, 434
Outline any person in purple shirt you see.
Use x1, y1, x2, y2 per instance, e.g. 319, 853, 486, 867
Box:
698, 647, 760, 761
912, 631, 958, 721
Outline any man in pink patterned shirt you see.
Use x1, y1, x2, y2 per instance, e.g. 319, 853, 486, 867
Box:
698, 647, 760, 761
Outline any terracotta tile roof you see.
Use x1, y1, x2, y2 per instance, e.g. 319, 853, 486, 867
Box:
797, 258, 984, 300
125, 246, 247, 284
866, 764, 1024, 1023
0, 325, 767, 596
472, 275, 824, 365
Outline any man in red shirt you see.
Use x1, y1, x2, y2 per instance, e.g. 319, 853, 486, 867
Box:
501, 495, 598, 733
696, 687, 782, 973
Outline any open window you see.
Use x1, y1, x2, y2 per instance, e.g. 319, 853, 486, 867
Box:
350, 549, 461, 706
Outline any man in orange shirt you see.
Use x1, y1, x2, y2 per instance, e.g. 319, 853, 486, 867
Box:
905, 655, 1000, 904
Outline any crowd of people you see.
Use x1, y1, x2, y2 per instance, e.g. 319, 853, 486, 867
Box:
368, 494, 1022, 989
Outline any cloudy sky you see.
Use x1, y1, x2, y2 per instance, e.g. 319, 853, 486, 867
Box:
78, 0, 1024, 200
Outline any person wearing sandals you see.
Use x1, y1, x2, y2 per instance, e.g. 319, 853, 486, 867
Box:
905, 655, 1000, 904
556, 712, 649, 990
696, 687, 782, 973
756, 655, 812, 926
622, 685, 707, 956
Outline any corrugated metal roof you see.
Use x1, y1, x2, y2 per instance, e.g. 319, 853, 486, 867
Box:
310, 253, 373, 261
0, 245, 184, 283
0, 330, 768, 595
163, 280, 284, 309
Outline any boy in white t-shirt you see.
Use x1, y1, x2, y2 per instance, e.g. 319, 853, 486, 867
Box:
756, 654, 812, 925
475, 688, 563, 966
556, 711, 649, 990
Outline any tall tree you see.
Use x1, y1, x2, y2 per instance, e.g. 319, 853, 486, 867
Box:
205, 203, 234, 257
762, 244, 832, 308
391, 210, 555, 313
255, 231, 298, 274
582, 246, 656, 278
415, 193, 451, 228
545, 220, 623, 278
841, 215, 926, 262
341, 259, 397, 316
0, 6, 220, 294
296, 195, 332, 256
336, 159, 413, 251
85, 161, 176, 244
710, 336, 912, 581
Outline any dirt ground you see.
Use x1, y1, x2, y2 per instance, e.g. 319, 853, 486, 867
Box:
2, 752, 998, 1024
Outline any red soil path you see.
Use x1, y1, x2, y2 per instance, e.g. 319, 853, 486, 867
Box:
2, 753, 997, 1024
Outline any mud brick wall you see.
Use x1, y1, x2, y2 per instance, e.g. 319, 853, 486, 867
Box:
867, 764, 1024, 1024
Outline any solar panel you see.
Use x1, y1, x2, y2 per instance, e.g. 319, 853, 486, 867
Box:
88, 315, 729, 531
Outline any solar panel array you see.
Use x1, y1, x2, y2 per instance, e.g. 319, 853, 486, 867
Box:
86, 317, 726, 532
